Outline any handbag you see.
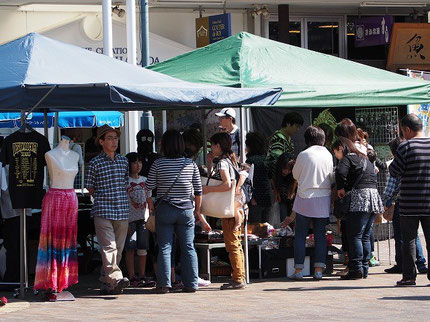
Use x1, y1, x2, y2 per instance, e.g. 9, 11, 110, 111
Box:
333, 157, 367, 220
383, 203, 395, 221
200, 173, 236, 218
147, 160, 187, 233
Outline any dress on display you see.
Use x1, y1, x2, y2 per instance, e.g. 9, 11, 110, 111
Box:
34, 188, 79, 292
34, 139, 79, 293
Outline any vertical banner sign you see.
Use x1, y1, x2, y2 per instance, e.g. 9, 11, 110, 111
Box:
196, 13, 231, 48
355, 16, 394, 47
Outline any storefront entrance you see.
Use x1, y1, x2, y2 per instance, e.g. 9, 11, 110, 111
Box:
269, 16, 346, 58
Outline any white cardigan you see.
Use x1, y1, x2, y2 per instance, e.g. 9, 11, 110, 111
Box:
292, 145, 334, 199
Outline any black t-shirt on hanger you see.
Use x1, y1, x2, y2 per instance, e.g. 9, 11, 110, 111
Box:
0, 130, 51, 209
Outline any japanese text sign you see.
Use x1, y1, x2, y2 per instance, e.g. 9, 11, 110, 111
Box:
387, 23, 430, 71
355, 16, 393, 47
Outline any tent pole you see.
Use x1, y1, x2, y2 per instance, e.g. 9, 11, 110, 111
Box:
126, 0, 139, 154
43, 109, 48, 138
201, 108, 208, 166
240, 106, 246, 162
24, 85, 56, 117
162, 110, 167, 133
239, 106, 249, 283
19, 208, 28, 299
102, 0, 113, 58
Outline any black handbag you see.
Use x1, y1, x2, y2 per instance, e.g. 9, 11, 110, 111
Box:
333, 158, 367, 219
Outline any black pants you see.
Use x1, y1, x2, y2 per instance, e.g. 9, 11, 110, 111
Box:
2, 216, 21, 282
399, 216, 430, 281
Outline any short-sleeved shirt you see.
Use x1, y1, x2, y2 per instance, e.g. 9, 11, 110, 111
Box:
0, 130, 51, 209
85, 151, 129, 220
229, 127, 241, 157
212, 158, 236, 182
266, 130, 294, 178
127, 176, 150, 223
146, 157, 202, 210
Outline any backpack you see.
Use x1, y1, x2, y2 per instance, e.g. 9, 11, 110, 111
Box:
227, 159, 254, 204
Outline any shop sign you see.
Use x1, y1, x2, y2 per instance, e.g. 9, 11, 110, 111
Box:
195, 13, 231, 48
355, 16, 393, 47
387, 23, 430, 71
83, 47, 160, 65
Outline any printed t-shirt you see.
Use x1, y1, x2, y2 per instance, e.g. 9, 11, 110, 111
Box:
0, 130, 50, 209
127, 176, 151, 223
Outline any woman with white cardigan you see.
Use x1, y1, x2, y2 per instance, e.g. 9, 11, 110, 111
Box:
286, 126, 334, 280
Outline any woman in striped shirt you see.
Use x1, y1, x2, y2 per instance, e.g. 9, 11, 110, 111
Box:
146, 130, 202, 294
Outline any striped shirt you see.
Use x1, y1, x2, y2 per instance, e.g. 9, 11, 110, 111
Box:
389, 138, 430, 216
85, 152, 129, 220
146, 157, 202, 209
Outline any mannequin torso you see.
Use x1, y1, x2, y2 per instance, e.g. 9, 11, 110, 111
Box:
45, 137, 79, 189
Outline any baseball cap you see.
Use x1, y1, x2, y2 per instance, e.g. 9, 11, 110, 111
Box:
215, 108, 236, 119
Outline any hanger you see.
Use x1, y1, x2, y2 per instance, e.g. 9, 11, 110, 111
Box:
19, 122, 34, 133
18, 112, 34, 133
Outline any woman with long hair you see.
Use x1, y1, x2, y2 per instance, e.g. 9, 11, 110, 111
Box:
332, 137, 383, 279
146, 130, 202, 293
203, 132, 246, 290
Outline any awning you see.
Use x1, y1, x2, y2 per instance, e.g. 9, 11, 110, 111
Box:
0, 111, 124, 128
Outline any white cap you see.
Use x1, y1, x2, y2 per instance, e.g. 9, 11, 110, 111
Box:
215, 108, 236, 119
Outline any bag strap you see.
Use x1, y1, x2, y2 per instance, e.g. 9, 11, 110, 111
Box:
156, 159, 187, 205
206, 158, 238, 185
351, 157, 368, 189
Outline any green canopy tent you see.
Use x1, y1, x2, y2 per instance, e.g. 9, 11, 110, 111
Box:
149, 32, 430, 282
148, 31, 430, 108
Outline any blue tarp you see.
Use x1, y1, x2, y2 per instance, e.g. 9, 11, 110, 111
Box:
0, 33, 281, 111
0, 111, 124, 128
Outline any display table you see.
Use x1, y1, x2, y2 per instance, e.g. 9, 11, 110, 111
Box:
195, 239, 264, 281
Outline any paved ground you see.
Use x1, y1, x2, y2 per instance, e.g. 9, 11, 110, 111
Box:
0, 233, 428, 321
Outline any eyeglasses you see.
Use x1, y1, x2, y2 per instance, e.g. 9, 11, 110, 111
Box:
105, 136, 119, 141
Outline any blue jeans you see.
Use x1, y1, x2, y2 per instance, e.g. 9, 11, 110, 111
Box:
155, 202, 198, 289
392, 203, 427, 269
294, 214, 329, 269
346, 212, 376, 275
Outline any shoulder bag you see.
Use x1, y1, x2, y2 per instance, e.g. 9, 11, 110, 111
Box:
146, 160, 187, 233
200, 163, 236, 218
333, 157, 367, 220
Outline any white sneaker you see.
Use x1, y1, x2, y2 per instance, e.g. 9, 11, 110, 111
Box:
198, 277, 211, 287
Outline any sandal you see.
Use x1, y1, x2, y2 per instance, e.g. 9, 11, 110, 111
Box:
220, 280, 246, 290
395, 279, 416, 287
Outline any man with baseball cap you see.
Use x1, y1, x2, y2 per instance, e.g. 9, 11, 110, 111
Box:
85, 125, 130, 295
215, 108, 241, 158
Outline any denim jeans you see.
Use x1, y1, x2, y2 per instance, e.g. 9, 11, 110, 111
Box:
392, 204, 427, 269
399, 216, 430, 281
155, 202, 198, 289
346, 212, 376, 275
294, 213, 329, 269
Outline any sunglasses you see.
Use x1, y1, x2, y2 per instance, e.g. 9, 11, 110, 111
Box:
140, 136, 153, 143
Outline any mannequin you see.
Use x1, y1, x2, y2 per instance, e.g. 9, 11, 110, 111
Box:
34, 136, 80, 301
45, 137, 79, 189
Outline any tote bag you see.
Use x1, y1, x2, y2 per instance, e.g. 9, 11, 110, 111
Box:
200, 176, 236, 218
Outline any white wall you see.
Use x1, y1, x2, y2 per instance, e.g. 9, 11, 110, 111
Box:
0, 8, 246, 49
0, 9, 82, 43
150, 10, 246, 48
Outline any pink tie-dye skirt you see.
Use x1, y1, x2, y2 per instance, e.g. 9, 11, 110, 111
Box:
34, 188, 79, 292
